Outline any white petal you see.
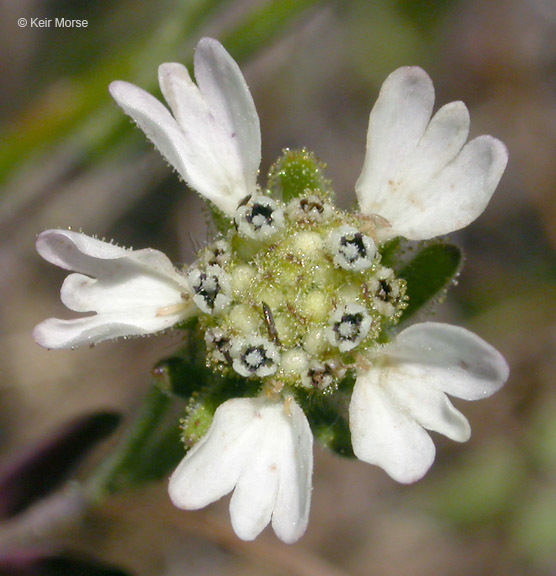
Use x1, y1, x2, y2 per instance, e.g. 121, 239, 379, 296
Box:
34, 230, 193, 349
385, 376, 471, 442
193, 38, 260, 196
33, 311, 182, 349
168, 397, 313, 543
383, 136, 507, 240
405, 135, 507, 238
386, 322, 509, 400
226, 398, 312, 542
355, 67, 434, 216
349, 323, 507, 482
112, 38, 261, 216
271, 399, 313, 544
350, 370, 436, 483
229, 421, 281, 541
36, 229, 182, 278
355, 67, 508, 240
109, 80, 192, 183
399, 101, 470, 194
169, 398, 260, 509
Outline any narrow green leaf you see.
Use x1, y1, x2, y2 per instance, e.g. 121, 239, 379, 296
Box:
398, 242, 462, 323
221, 0, 324, 62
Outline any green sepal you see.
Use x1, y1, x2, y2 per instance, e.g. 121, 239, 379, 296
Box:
152, 324, 211, 400
179, 371, 263, 448
296, 373, 356, 458
267, 148, 331, 202
208, 205, 235, 235
398, 242, 463, 323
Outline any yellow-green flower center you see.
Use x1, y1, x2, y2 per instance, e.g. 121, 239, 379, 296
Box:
189, 192, 407, 393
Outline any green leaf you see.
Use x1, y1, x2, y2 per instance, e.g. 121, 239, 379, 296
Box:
378, 237, 402, 268
398, 242, 462, 323
298, 373, 356, 458
121, 422, 185, 485
208, 206, 235, 235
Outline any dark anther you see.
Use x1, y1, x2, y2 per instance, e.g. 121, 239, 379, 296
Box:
195, 272, 220, 310
339, 233, 367, 262
262, 302, 281, 345
308, 364, 334, 389
237, 194, 252, 208
377, 279, 393, 302
213, 334, 232, 365
299, 197, 324, 214
247, 203, 274, 229
333, 312, 363, 342
241, 345, 273, 372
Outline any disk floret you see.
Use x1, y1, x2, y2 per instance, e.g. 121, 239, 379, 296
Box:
189, 191, 407, 393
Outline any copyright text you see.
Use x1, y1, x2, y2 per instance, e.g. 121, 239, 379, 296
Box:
18, 18, 88, 28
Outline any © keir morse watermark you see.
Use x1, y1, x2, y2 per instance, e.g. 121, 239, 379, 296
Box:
18, 17, 88, 28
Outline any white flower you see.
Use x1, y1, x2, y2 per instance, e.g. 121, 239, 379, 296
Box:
235, 195, 285, 240
109, 37, 260, 216
169, 396, 313, 544
328, 224, 376, 271
349, 323, 509, 483
355, 67, 508, 241
230, 335, 281, 378
187, 264, 231, 315
34, 37, 510, 542
326, 303, 373, 352
33, 230, 194, 349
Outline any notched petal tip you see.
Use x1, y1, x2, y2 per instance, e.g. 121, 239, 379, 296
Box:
350, 375, 437, 484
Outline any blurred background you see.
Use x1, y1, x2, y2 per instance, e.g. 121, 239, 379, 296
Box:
0, 0, 555, 575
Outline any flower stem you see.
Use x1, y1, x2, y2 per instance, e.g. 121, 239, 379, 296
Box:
84, 384, 172, 503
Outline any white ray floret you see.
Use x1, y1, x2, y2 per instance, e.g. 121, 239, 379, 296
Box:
33, 230, 194, 349
169, 396, 313, 543
349, 322, 509, 483
109, 38, 261, 216
355, 67, 508, 241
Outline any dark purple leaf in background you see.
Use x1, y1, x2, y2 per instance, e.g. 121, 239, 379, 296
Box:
0, 412, 120, 518
0, 549, 131, 576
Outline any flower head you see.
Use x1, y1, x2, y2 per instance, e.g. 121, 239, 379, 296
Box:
35, 37, 510, 543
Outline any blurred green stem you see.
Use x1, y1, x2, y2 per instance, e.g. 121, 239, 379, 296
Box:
84, 384, 172, 503
0, 384, 175, 551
